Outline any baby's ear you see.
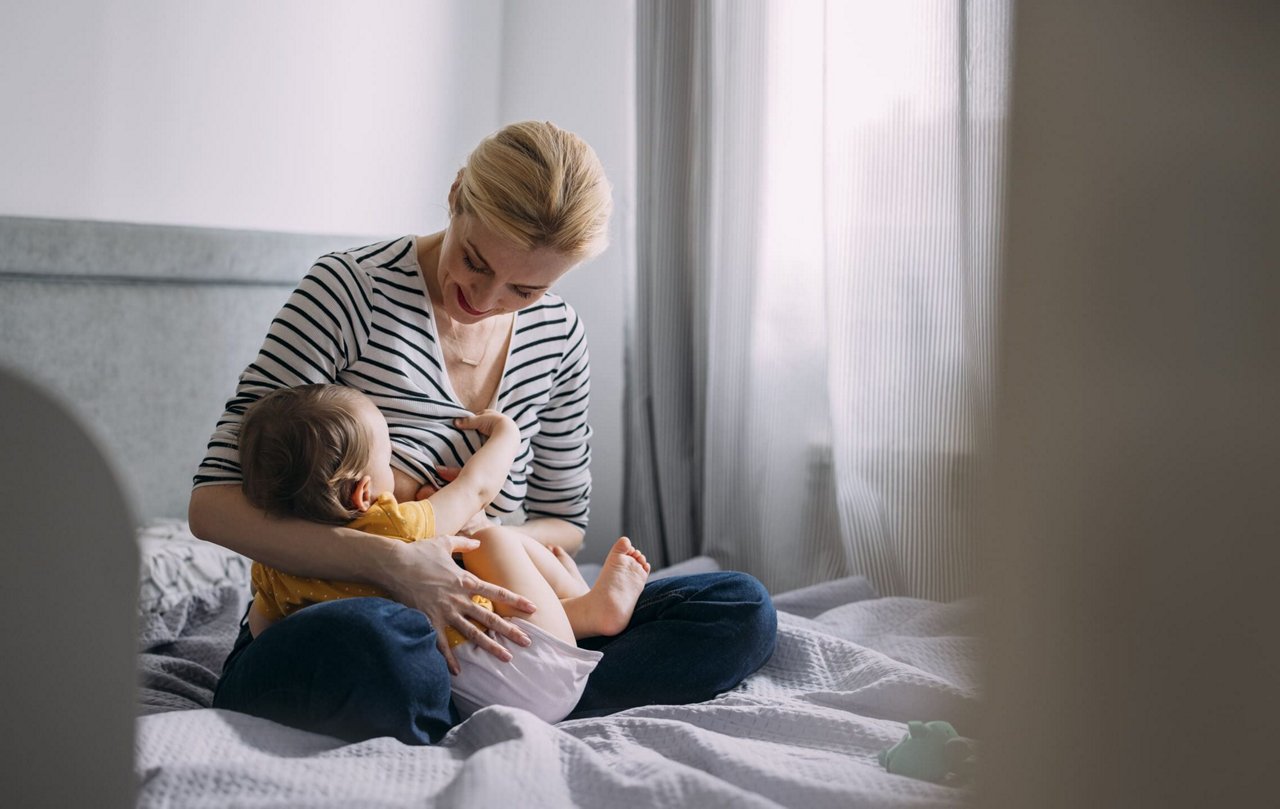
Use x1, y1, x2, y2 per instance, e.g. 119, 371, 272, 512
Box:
350, 475, 374, 512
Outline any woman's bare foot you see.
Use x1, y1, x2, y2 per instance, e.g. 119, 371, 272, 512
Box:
546, 543, 591, 594
562, 537, 651, 639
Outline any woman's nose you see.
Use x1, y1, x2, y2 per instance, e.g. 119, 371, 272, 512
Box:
468, 279, 501, 312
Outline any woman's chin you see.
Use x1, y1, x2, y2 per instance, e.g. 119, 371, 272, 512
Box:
447, 307, 490, 325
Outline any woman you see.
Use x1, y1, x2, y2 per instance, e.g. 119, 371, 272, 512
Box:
189, 121, 777, 744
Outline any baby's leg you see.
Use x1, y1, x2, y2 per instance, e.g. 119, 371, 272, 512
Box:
562, 537, 651, 640
514, 533, 590, 599
246, 599, 277, 638
463, 528, 575, 645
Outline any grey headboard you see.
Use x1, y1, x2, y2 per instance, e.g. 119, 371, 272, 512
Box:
0, 216, 375, 522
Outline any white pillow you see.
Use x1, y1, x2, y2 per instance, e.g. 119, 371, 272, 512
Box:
137, 520, 251, 615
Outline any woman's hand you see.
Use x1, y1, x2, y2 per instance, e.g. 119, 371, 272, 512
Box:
380, 533, 536, 675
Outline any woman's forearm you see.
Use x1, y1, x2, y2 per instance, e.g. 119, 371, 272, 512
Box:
188, 483, 399, 586
515, 517, 585, 554
190, 481, 539, 667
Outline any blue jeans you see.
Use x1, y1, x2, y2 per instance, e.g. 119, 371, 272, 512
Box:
212, 571, 777, 744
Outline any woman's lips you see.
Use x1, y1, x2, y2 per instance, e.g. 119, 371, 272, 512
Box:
456, 286, 488, 316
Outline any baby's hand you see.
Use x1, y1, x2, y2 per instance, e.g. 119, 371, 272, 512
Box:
455, 409, 517, 438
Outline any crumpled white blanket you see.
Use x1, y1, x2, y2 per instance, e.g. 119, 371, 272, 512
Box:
135, 577, 981, 808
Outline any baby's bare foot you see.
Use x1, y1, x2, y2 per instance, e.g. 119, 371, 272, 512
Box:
566, 537, 650, 639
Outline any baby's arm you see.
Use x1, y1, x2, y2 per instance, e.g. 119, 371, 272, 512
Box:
428, 410, 520, 536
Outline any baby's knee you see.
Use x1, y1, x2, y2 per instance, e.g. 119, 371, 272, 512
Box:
468, 525, 526, 558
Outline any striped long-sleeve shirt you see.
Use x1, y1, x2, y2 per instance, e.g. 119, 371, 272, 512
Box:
194, 235, 592, 529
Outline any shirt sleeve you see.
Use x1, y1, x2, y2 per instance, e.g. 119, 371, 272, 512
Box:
192, 253, 372, 488
523, 307, 592, 529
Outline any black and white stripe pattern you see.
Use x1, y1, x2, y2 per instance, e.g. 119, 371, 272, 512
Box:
195, 236, 592, 529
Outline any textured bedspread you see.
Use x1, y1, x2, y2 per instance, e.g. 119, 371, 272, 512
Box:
135, 576, 981, 807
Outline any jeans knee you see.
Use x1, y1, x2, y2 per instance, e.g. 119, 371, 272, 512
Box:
728, 571, 771, 605
705, 570, 773, 611
271, 598, 454, 744
315, 598, 446, 686
711, 572, 778, 664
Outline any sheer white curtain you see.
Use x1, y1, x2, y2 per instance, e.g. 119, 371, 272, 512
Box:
629, 0, 1010, 599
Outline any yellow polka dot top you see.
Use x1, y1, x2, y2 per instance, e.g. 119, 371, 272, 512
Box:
250, 492, 492, 647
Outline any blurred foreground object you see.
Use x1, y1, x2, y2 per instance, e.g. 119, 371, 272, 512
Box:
983, 2, 1280, 807
0, 367, 137, 806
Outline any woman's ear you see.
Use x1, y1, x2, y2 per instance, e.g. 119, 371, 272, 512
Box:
350, 475, 374, 512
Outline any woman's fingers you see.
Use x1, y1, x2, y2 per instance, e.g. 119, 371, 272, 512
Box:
464, 574, 536, 616
423, 606, 463, 675
453, 409, 499, 427
464, 600, 532, 648
436, 633, 461, 676
445, 535, 481, 555
453, 610, 517, 660
434, 465, 462, 482
395, 537, 535, 665
426, 600, 521, 670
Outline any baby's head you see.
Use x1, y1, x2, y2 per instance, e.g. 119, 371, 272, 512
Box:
239, 384, 394, 524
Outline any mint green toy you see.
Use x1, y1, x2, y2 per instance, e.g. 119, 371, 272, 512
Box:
878, 720, 978, 784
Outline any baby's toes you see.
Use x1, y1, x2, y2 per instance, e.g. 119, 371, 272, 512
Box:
628, 551, 651, 574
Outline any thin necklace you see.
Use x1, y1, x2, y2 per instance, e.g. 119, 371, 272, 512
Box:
438, 314, 498, 367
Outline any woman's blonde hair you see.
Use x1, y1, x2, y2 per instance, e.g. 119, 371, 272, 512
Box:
239, 384, 371, 525
453, 121, 613, 260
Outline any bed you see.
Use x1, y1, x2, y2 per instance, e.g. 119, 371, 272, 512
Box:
1, 215, 980, 807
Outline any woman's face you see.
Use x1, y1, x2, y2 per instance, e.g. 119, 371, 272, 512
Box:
436, 213, 578, 325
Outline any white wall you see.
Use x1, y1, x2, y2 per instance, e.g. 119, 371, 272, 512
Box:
0, 0, 503, 235
1, 0, 634, 561
498, 0, 636, 561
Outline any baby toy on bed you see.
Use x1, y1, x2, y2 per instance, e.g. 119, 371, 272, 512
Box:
879, 720, 978, 785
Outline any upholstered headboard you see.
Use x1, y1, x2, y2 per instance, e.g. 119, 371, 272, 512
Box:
0, 216, 374, 522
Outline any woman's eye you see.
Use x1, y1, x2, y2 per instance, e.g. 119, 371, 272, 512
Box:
513, 288, 533, 300
463, 254, 484, 273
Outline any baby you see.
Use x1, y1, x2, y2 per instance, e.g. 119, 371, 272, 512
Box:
237, 383, 650, 724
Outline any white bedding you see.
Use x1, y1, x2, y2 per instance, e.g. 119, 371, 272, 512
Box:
135, 577, 981, 808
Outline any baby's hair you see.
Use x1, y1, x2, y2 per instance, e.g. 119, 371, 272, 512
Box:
239, 384, 371, 525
